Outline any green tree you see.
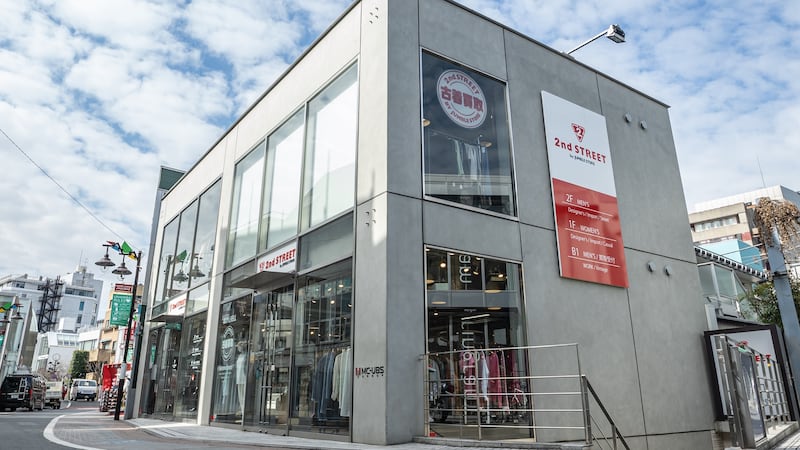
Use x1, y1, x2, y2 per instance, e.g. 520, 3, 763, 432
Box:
744, 279, 800, 327
69, 350, 89, 379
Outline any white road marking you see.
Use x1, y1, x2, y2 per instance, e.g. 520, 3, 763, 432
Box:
43, 414, 104, 450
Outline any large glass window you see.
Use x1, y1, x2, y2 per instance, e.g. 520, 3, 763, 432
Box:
290, 260, 352, 434
227, 144, 266, 267
172, 200, 198, 294
301, 64, 359, 230
421, 52, 516, 216
191, 180, 222, 287
155, 218, 179, 304
261, 111, 305, 250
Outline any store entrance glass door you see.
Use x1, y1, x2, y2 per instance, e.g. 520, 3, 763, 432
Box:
245, 286, 294, 430
153, 326, 182, 418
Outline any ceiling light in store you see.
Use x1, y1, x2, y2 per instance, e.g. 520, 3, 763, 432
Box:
422, 118, 431, 127
487, 306, 502, 310
439, 261, 446, 268
431, 300, 447, 305
461, 313, 490, 321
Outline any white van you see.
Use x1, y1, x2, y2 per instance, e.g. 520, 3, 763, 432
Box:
69, 379, 97, 401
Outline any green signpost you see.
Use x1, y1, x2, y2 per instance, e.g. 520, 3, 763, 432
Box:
110, 293, 133, 327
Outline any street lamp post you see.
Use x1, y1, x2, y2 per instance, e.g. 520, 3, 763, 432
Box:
566, 24, 626, 55
96, 242, 142, 421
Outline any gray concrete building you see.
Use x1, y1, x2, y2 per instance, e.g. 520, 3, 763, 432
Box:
135, 1, 715, 448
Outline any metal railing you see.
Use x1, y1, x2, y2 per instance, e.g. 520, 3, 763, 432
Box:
423, 343, 629, 448
712, 335, 792, 448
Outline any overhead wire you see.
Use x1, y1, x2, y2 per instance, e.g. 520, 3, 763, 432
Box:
0, 126, 135, 249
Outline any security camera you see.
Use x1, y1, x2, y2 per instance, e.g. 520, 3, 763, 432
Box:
606, 24, 625, 43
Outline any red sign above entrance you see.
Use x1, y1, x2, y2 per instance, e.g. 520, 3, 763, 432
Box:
542, 91, 629, 288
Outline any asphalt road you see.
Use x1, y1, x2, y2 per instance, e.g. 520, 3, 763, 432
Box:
0, 400, 76, 450
0, 400, 294, 450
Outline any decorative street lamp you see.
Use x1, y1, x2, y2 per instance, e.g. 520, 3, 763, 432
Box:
95, 241, 143, 421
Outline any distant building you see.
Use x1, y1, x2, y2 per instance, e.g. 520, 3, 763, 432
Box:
0, 269, 102, 333
31, 327, 102, 381
689, 185, 800, 274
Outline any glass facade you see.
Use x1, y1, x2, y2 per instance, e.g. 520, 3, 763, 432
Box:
174, 312, 206, 418
172, 200, 198, 293
192, 180, 222, 287
153, 180, 222, 312
290, 260, 352, 434
150, 327, 182, 417
211, 295, 252, 425
155, 218, 179, 304
244, 286, 294, 428
301, 64, 359, 230
261, 111, 305, 251
227, 145, 266, 267
421, 52, 516, 216
425, 248, 529, 438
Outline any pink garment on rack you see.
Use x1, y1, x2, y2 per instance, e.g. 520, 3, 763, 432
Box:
488, 351, 509, 408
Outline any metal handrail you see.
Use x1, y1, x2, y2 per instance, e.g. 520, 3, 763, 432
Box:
423, 344, 630, 447
583, 376, 631, 449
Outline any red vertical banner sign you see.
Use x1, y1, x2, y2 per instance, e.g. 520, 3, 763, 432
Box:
541, 91, 629, 288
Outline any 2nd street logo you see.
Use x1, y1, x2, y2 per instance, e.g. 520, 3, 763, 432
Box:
354, 366, 385, 378
571, 123, 585, 142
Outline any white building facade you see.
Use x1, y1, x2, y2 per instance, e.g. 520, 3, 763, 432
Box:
0, 269, 101, 333
690, 185, 800, 275
135, 2, 715, 449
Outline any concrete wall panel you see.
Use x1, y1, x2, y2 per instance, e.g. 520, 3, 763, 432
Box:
353, 193, 389, 444
519, 224, 646, 438
385, 194, 426, 443
423, 201, 522, 262
353, 192, 425, 444
385, 1, 422, 199
645, 430, 714, 450
419, 0, 506, 81
625, 249, 714, 434
597, 78, 695, 262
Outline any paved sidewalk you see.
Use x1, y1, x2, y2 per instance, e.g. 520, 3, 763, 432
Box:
773, 427, 800, 450
50, 412, 578, 450
127, 417, 581, 449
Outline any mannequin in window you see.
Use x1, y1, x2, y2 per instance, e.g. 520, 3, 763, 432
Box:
236, 342, 247, 417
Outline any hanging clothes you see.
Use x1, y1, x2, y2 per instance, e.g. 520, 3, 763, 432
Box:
339, 347, 353, 417
311, 350, 336, 420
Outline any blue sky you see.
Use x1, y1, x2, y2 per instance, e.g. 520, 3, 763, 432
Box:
0, 0, 797, 306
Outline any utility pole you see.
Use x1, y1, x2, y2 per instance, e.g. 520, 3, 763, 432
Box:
754, 198, 800, 415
